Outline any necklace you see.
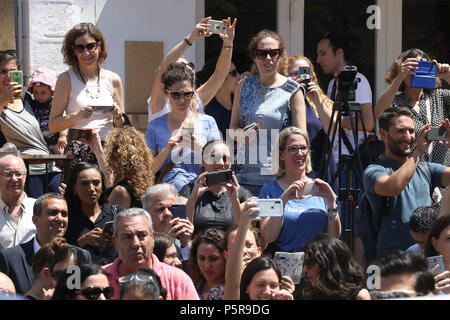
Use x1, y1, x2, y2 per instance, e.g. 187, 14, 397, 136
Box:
77, 64, 101, 100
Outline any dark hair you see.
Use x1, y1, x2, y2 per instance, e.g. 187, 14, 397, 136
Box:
409, 206, 439, 233
240, 256, 282, 300
247, 29, 288, 75
52, 263, 108, 300
377, 251, 435, 296
161, 62, 195, 90
317, 31, 352, 63
384, 48, 438, 91
153, 232, 175, 262
119, 267, 167, 300
64, 162, 107, 213
224, 224, 262, 251
32, 237, 86, 279
61, 22, 107, 67
0, 50, 19, 68
424, 215, 450, 257
33, 192, 66, 216
378, 106, 413, 131
300, 234, 366, 300
187, 228, 225, 286
195, 56, 219, 88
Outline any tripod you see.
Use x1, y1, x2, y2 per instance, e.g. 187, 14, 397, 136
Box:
318, 69, 370, 251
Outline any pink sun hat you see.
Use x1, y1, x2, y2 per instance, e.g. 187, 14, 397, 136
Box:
27, 68, 57, 92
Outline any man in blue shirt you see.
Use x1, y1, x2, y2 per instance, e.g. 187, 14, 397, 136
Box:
363, 107, 450, 260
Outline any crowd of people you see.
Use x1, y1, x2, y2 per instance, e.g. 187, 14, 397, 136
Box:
0, 16, 449, 301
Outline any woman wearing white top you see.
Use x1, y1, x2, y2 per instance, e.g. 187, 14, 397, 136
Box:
148, 17, 236, 127
49, 23, 125, 142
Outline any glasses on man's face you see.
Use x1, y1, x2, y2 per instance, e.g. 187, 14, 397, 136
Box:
72, 42, 99, 54
180, 61, 195, 70
78, 286, 114, 300
166, 89, 194, 100
254, 49, 281, 60
228, 69, 238, 77
120, 273, 158, 285
285, 145, 310, 154
0, 171, 25, 179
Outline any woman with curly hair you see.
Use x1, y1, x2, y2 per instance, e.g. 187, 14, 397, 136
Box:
187, 228, 226, 300
103, 126, 154, 208
300, 233, 370, 300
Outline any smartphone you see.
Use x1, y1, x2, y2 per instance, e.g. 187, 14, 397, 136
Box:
410, 60, 436, 89
103, 221, 114, 235
243, 122, 260, 132
68, 128, 92, 143
91, 105, 115, 114
170, 204, 187, 220
298, 66, 311, 91
207, 19, 227, 34
274, 251, 305, 285
10, 70, 23, 98
426, 255, 445, 276
296, 180, 317, 198
426, 126, 446, 142
205, 169, 232, 187
249, 198, 284, 217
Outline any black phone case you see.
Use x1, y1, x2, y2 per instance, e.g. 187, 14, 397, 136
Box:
170, 205, 187, 220
205, 169, 232, 186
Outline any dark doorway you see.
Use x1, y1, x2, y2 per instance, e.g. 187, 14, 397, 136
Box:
205, 0, 276, 73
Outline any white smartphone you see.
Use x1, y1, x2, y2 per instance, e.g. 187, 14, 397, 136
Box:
297, 180, 317, 198
274, 251, 305, 285
249, 198, 283, 217
427, 255, 445, 276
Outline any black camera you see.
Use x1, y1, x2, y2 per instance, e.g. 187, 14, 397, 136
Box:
335, 65, 359, 102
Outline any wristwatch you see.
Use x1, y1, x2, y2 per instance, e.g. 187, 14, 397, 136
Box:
327, 207, 339, 219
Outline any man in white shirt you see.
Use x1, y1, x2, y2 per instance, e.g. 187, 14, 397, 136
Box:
0, 154, 36, 249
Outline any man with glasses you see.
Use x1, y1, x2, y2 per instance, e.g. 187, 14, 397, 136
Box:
102, 208, 198, 300
0, 192, 91, 295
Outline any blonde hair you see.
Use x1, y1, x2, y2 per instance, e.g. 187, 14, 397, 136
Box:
104, 126, 154, 201
274, 126, 312, 176
287, 54, 333, 116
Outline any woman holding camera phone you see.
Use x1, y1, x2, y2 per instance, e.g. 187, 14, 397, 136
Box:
148, 17, 237, 124
229, 30, 306, 196
49, 23, 125, 144
179, 140, 252, 236
0, 50, 61, 197
259, 126, 340, 255
375, 48, 450, 170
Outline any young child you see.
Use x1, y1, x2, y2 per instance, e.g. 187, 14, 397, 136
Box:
26, 68, 67, 154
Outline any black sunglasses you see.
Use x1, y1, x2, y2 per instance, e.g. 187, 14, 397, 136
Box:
166, 89, 194, 100
79, 286, 114, 300
254, 49, 281, 60
72, 42, 99, 54
228, 69, 238, 77
180, 61, 195, 70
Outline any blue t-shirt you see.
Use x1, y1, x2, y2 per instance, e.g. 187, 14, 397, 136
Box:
259, 181, 327, 252
145, 113, 221, 190
363, 156, 446, 259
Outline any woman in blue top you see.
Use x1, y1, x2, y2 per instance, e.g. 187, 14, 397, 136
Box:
230, 30, 306, 196
146, 63, 221, 190
259, 126, 341, 254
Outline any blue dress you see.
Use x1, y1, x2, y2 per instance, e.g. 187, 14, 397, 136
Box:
146, 113, 221, 190
236, 75, 300, 194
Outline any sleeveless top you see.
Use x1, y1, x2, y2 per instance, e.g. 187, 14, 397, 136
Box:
236, 75, 300, 187
66, 68, 115, 141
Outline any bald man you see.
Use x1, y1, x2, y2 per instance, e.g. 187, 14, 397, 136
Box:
0, 154, 36, 249
0, 272, 15, 296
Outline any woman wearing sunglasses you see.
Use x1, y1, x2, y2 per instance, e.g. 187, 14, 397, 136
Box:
52, 263, 114, 300
148, 17, 236, 125
230, 30, 306, 196
259, 127, 340, 257
146, 63, 221, 190
49, 23, 125, 144
179, 140, 252, 236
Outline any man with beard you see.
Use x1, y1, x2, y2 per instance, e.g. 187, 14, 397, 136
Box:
363, 107, 450, 260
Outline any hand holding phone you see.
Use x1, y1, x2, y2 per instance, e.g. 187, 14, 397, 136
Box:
170, 204, 187, 220
207, 19, 227, 34
68, 128, 92, 143
427, 255, 446, 276
426, 126, 447, 142
274, 252, 305, 285
298, 66, 311, 92
10, 70, 23, 98
205, 169, 232, 187
103, 221, 114, 235
296, 180, 317, 198
249, 199, 284, 217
